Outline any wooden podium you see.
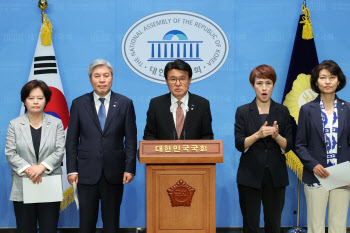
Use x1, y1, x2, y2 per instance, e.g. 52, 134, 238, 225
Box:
139, 140, 223, 233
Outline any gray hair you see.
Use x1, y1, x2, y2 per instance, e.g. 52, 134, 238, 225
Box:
88, 59, 114, 77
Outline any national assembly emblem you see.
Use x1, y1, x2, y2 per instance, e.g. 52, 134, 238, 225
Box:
167, 179, 195, 207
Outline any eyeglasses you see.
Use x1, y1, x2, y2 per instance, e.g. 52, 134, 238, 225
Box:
168, 78, 189, 84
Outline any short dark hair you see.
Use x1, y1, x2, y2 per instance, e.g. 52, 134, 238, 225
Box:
310, 60, 346, 93
21, 80, 52, 108
164, 59, 192, 80
249, 64, 277, 85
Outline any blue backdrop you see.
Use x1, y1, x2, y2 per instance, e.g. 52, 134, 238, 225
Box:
1, 0, 350, 228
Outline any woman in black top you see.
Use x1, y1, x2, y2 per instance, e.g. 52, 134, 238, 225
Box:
235, 65, 292, 233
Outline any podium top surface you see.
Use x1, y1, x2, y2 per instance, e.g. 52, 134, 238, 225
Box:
139, 140, 223, 164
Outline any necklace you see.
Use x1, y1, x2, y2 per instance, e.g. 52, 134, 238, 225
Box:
29, 119, 43, 129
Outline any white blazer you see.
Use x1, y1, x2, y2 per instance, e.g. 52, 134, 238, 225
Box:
5, 113, 65, 201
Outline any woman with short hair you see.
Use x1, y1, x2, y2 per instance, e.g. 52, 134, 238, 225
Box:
235, 64, 292, 233
5, 80, 65, 233
296, 60, 350, 233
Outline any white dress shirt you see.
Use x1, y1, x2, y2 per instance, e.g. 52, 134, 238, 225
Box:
170, 92, 189, 127
93, 91, 111, 116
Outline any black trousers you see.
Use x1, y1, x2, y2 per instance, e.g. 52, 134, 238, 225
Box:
238, 168, 285, 233
13, 201, 60, 233
78, 173, 124, 233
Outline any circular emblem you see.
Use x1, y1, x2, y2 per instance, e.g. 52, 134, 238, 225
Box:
173, 187, 190, 202
122, 11, 229, 84
283, 74, 318, 125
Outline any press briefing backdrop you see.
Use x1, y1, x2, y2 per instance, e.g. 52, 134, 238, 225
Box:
1, 0, 350, 228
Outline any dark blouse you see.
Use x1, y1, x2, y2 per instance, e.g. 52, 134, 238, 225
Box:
260, 113, 268, 125
30, 126, 41, 161
260, 114, 269, 167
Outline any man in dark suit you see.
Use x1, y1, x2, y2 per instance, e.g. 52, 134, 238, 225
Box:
143, 59, 213, 140
66, 59, 137, 233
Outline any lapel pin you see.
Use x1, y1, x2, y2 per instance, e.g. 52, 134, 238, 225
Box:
113, 105, 116, 107
191, 108, 193, 110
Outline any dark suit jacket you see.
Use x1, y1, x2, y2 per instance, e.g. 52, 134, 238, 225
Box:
235, 99, 292, 189
143, 92, 214, 140
66, 91, 137, 185
295, 96, 350, 184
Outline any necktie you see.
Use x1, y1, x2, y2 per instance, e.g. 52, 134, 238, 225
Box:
176, 100, 185, 139
98, 98, 106, 130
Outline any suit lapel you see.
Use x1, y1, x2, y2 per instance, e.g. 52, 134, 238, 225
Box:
249, 99, 279, 146
103, 92, 119, 133
310, 97, 326, 145
183, 93, 194, 139
249, 99, 263, 134
84, 92, 102, 133
337, 97, 346, 139
165, 93, 177, 139
19, 114, 36, 157
265, 100, 278, 126
264, 100, 280, 145
39, 113, 52, 153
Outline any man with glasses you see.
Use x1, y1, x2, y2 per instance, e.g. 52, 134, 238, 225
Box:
143, 59, 214, 140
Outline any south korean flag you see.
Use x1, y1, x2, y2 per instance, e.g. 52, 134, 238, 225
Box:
21, 24, 73, 212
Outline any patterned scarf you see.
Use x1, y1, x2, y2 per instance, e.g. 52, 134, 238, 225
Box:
308, 98, 338, 188
320, 98, 338, 167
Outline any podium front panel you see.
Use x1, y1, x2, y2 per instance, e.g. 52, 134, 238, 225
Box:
146, 164, 216, 233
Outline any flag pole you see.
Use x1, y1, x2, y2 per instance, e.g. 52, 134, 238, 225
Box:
287, 180, 306, 232
286, 1, 318, 232
38, 0, 48, 23
297, 180, 301, 227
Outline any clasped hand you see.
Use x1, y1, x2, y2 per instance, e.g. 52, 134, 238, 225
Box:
256, 121, 279, 139
25, 164, 46, 184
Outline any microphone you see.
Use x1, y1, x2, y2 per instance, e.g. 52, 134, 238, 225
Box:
170, 104, 176, 140
172, 125, 176, 140
182, 118, 187, 140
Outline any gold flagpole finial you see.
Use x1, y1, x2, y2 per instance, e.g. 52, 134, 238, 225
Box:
38, 0, 48, 23
38, 0, 48, 12
300, 1, 313, 40
38, 0, 52, 46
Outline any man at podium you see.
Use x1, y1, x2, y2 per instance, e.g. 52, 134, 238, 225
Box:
143, 59, 214, 140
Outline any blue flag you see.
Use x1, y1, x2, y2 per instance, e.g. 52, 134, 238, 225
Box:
282, 4, 319, 180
